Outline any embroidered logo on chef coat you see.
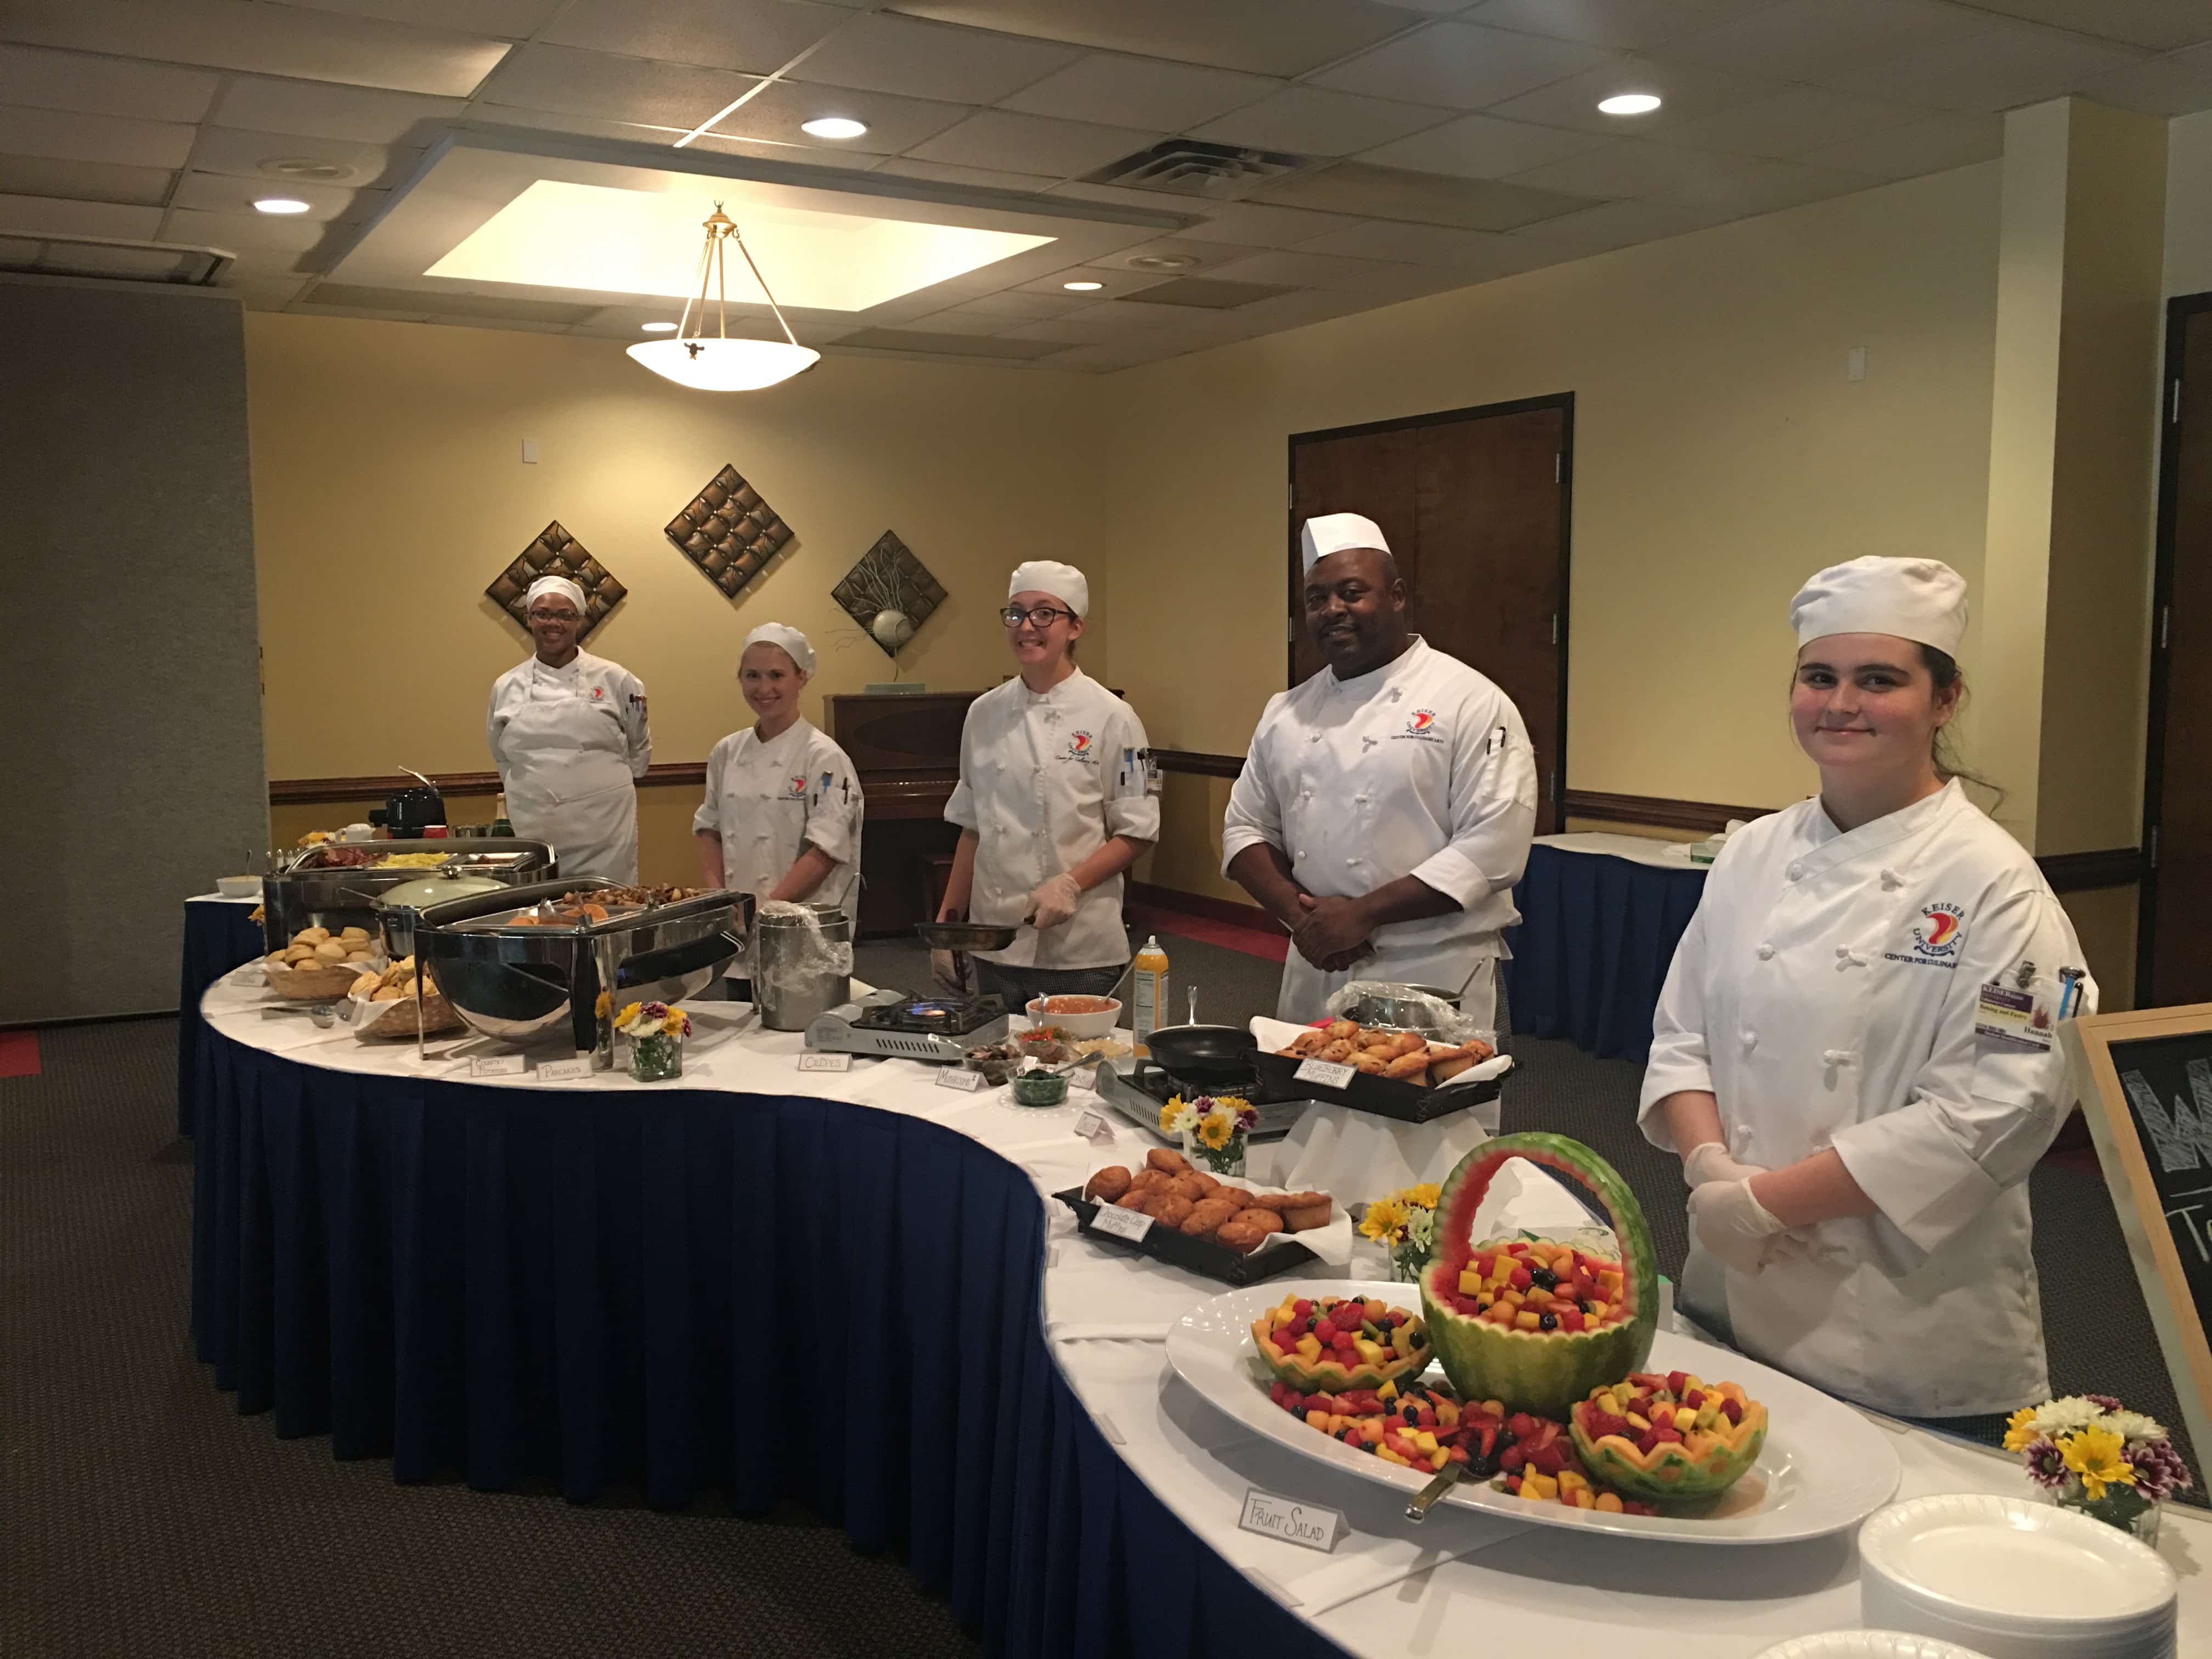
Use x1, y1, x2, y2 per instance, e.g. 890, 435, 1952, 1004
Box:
1062, 731, 1096, 763
1910, 902, 1965, 959
590, 686, 606, 701
787, 776, 808, 798
1392, 709, 1445, 744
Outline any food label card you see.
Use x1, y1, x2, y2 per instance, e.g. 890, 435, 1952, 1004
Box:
470, 1054, 527, 1078
1294, 1058, 1356, 1090
797, 1052, 852, 1074
934, 1067, 986, 1093
535, 1057, 592, 1082
1071, 1107, 1115, 1144
1237, 1489, 1346, 1554
1088, 1204, 1153, 1244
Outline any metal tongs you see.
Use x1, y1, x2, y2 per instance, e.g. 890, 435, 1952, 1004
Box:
1404, 1458, 1465, 1522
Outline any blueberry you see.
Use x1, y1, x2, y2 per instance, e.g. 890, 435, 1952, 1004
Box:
1539, 1312, 1558, 1331
1530, 1267, 1558, 1290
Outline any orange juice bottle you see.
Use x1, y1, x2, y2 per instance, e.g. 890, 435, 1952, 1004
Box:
1132, 934, 1169, 1058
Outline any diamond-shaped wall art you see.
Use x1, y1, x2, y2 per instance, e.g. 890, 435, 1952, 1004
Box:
665, 463, 795, 598
485, 521, 626, 640
833, 530, 947, 658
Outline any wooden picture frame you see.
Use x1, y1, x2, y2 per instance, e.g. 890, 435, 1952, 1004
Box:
2061, 1002, 2212, 1464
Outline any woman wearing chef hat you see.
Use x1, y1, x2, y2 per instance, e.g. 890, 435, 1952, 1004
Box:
933, 561, 1160, 1009
486, 575, 651, 883
1640, 556, 2095, 1422
693, 622, 863, 912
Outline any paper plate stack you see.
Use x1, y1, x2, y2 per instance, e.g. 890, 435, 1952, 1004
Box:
1858, 1493, 2177, 1658
1754, 1633, 1992, 1658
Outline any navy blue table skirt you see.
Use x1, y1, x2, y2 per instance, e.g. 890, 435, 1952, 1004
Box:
176, 901, 266, 1137
1504, 845, 1707, 1065
190, 1029, 1346, 1658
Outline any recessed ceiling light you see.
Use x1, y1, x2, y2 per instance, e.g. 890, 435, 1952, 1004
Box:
1063, 280, 1104, 291
261, 157, 351, 182
253, 196, 312, 215
1127, 253, 1198, 271
640, 321, 679, 332
800, 116, 868, 140
1596, 92, 1662, 116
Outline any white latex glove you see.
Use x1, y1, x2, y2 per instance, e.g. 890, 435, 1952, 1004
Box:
1027, 873, 1083, 930
1683, 1141, 1766, 1191
1688, 1178, 1789, 1277
929, 949, 966, 992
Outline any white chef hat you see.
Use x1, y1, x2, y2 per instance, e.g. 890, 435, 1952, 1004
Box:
1008, 560, 1088, 617
523, 574, 586, 615
741, 621, 815, 676
1789, 556, 1968, 656
1300, 513, 1389, 572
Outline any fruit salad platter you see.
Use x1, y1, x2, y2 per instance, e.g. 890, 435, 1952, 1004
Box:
1164, 1133, 1902, 1544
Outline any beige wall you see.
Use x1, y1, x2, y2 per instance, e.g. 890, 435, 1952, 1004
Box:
246, 312, 1113, 786
2166, 109, 2212, 300
1094, 163, 2005, 814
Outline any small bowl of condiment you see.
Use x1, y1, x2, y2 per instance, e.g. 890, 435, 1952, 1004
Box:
1024, 994, 1121, 1039
216, 874, 262, 899
1009, 1068, 1070, 1107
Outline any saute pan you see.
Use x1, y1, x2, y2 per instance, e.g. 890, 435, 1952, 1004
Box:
1143, 1023, 1257, 1081
913, 919, 1023, 952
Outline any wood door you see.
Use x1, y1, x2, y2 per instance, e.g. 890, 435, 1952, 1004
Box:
2145, 299, 2212, 1005
1289, 396, 1571, 832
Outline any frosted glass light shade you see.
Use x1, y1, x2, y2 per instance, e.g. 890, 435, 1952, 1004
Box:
625, 336, 819, 391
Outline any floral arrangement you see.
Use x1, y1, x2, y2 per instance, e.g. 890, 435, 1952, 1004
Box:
1358, 1183, 1441, 1281
616, 1000, 692, 1081
1158, 1095, 1259, 1174
2006, 1393, 2192, 1535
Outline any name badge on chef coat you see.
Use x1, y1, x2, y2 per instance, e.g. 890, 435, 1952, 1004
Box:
1975, 978, 2055, 1051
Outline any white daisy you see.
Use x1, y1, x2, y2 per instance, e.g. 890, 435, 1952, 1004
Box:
2034, 1397, 2103, 1435
2101, 1409, 2167, 1445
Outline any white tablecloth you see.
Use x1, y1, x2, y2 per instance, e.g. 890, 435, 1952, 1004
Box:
200, 965, 2208, 1657
1536, 830, 1706, 869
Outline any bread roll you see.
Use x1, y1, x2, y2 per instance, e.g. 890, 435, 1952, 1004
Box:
1145, 1148, 1190, 1175
314, 940, 349, 963
296, 927, 330, 945
1083, 1166, 1132, 1204
1282, 1199, 1334, 1232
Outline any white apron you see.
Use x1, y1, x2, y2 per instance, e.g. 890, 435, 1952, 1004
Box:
490, 656, 645, 884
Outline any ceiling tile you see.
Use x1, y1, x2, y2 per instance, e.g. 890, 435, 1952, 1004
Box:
0, 190, 162, 237
1651, 88, 1926, 160
1508, 138, 1877, 212
475, 103, 695, 145
163, 205, 337, 268
192, 127, 418, 190
1938, 1, 2212, 52
789, 13, 1081, 102
0, 44, 217, 123
934, 289, 1091, 317
225, 273, 312, 308
1505, 192, 1736, 247
1205, 247, 1400, 288
997, 313, 1151, 344
1663, 0, 1990, 81
884, 0, 1419, 78
0, 0, 512, 96
1168, 198, 1367, 246
1253, 161, 1594, 229
476, 43, 757, 128
1289, 217, 1551, 269
1078, 235, 1268, 275
541, 0, 846, 74
1796, 111, 2004, 178
839, 323, 1070, 358
0, 155, 172, 206
1818, 22, 2146, 113
690, 77, 973, 155
870, 156, 1063, 191
1482, 56, 1778, 136
170, 169, 385, 223
1310, 20, 1619, 109
213, 77, 465, 143
1462, 0, 1773, 50
1189, 86, 1454, 156
1008, 269, 1172, 302
894, 307, 1024, 334
1356, 110, 1607, 177
2070, 53, 2212, 116
997, 52, 1279, 131
279, 0, 566, 35
0, 106, 195, 168
904, 109, 1161, 177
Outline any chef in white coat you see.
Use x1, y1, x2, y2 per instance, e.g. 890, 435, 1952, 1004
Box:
1641, 556, 2095, 1422
934, 560, 1159, 1011
486, 575, 651, 883
1223, 514, 1537, 1031
693, 622, 862, 912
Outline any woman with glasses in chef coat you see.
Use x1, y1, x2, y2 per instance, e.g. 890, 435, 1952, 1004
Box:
486, 575, 650, 883
693, 623, 862, 912
933, 560, 1160, 1011
1640, 556, 2094, 1425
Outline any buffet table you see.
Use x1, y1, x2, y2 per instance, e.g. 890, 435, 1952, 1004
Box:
176, 893, 265, 1137
190, 966, 2206, 1656
1504, 833, 1708, 1064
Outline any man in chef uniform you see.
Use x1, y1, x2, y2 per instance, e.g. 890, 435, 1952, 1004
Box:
486, 575, 651, 883
1641, 555, 2094, 1422
1223, 514, 1537, 1034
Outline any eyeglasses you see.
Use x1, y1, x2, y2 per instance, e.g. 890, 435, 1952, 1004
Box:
1000, 604, 1077, 629
527, 609, 580, 624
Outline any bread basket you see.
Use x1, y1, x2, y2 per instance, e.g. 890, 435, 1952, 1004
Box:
265, 961, 365, 1002
349, 982, 464, 1041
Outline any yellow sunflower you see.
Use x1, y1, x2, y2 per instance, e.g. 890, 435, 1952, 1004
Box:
1199, 1113, 1233, 1150
616, 1001, 642, 1029
2003, 1406, 2042, 1453
1360, 1198, 1409, 1243
2059, 1426, 2136, 1500
594, 990, 611, 1018
1402, 1183, 1442, 1211
1159, 1099, 1184, 1136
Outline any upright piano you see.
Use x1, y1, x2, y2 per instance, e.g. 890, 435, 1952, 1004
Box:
826, 691, 980, 939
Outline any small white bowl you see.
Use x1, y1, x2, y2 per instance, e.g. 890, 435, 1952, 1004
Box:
1024, 995, 1121, 1039
216, 874, 263, 898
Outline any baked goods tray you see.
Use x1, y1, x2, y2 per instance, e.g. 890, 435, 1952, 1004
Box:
1246, 1051, 1500, 1125
1054, 1189, 1318, 1286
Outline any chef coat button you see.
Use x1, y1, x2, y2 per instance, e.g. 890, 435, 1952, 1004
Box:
1835, 946, 1852, 959
1787, 861, 1805, 881
1822, 1049, 1852, 1066
1756, 944, 1775, 961
1880, 867, 1904, 890
1740, 1031, 1757, 1052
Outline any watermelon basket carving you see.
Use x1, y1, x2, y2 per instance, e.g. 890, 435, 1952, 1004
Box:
1419, 1132, 1659, 1420
1569, 1372, 1769, 1502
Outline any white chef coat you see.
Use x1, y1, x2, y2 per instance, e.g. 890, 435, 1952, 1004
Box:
1221, 637, 1537, 1024
1638, 778, 2095, 1417
693, 718, 863, 914
486, 650, 650, 884
944, 669, 1159, 970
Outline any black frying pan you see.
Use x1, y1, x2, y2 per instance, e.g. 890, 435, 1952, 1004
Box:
1144, 1023, 1257, 1080
913, 919, 1023, 952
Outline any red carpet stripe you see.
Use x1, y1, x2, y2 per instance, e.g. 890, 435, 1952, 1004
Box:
0, 1030, 40, 1077
1130, 905, 1289, 964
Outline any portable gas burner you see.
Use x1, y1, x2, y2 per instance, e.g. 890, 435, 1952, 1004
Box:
804, 989, 1011, 1063
1094, 1056, 1313, 1140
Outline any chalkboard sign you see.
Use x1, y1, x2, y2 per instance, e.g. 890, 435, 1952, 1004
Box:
2062, 1003, 2212, 1465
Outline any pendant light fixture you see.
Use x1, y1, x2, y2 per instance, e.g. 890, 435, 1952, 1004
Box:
627, 202, 820, 392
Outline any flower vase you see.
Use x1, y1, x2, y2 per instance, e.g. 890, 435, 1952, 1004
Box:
1182, 1125, 1248, 1178
1388, 1243, 1430, 1284
2054, 1478, 2160, 1544
628, 1032, 684, 1082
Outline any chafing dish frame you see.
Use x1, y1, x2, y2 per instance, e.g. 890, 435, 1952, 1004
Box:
259, 838, 556, 953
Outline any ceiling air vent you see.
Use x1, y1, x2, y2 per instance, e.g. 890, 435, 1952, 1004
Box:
1081, 138, 1310, 199
0, 231, 232, 285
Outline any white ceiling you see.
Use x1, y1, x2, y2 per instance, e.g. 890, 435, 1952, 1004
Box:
0, 0, 2207, 373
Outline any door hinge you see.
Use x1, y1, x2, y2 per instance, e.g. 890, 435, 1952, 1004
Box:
2148, 825, 2159, 868
1285, 614, 1296, 642
1551, 613, 1559, 646
1554, 452, 1562, 483
1550, 768, 1559, 805
2159, 604, 2170, 650
2172, 379, 2183, 425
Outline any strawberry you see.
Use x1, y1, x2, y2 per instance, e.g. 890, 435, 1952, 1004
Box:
1527, 1442, 1566, 1475
1499, 1444, 1525, 1473
1667, 1370, 1689, 1396
1719, 1397, 1743, 1425
1506, 1413, 1540, 1441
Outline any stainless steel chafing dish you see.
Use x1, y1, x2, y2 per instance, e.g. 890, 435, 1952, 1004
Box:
411, 878, 753, 1063
259, 838, 555, 953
